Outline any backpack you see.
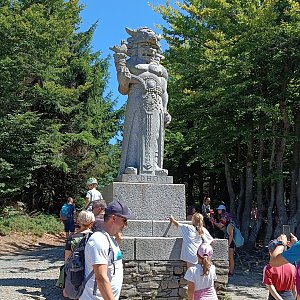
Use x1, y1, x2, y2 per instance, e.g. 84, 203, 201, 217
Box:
227, 222, 244, 248
63, 231, 114, 299
60, 203, 72, 221
296, 261, 300, 297
63, 232, 93, 299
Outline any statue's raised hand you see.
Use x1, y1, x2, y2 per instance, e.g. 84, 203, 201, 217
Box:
109, 40, 127, 54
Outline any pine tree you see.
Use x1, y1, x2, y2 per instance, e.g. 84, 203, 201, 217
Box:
0, 0, 121, 211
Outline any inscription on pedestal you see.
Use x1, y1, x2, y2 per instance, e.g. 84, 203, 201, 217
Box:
116, 174, 173, 184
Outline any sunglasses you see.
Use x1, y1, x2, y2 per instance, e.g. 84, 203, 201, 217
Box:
115, 215, 128, 226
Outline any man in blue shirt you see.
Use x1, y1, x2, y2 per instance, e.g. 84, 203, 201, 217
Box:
270, 233, 300, 266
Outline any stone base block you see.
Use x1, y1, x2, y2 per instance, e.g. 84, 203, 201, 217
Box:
122, 220, 191, 237
120, 237, 228, 261
135, 237, 182, 260
122, 259, 228, 299
102, 182, 186, 220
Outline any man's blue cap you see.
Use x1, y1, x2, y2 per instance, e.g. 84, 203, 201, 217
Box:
105, 200, 134, 219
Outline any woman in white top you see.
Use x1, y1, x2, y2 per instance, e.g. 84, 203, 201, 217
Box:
184, 243, 218, 300
170, 213, 214, 267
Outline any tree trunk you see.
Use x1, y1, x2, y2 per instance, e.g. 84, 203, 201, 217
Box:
197, 165, 203, 203
249, 131, 264, 246
289, 108, 300, 232
265, 134, 277, 243
187, 170, 194, 205
241, 139, 253, 242
224, 154, 236, 216
274, 99, 290, 236
209, 172, 216, 200
236, 144, 245, 227
265, 184, 276, 244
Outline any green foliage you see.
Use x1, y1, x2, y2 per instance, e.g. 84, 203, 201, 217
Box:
155, 0, 300, 204
0, 208, 63, 236
0, 0, 122, 210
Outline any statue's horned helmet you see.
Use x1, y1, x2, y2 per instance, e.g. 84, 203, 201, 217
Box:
125, 27, 162, 50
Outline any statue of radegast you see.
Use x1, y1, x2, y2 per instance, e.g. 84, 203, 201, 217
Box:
111, 27, 171, 177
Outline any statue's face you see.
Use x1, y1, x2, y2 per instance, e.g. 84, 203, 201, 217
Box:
137, 43, 157, 62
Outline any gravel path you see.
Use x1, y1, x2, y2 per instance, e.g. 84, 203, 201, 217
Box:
0, 246, 65, 300
227, 269, 268, 300
0, 245, 268, 300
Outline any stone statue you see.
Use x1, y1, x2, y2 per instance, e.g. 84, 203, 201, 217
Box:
111, 27, 171, 176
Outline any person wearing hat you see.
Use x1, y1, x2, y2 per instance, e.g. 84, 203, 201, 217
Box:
214, 204, 235, 276
92, 200, 122, 244
184, 243, 218, 300
85, 177, 103, 211
263, 239, 296, 300
79, 200, 133, 300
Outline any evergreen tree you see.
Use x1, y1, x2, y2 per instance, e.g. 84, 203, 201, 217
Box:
155, 0, 300, 243
0, 0, 121, 211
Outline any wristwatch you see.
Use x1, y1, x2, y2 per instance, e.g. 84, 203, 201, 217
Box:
277, 240, 285, 246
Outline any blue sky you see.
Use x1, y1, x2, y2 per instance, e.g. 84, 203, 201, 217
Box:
79, 0, 176, 108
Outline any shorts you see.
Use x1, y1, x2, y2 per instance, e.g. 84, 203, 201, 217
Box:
268, 291, 294, 300
63, 219, 75, 233
229, 240, 235, 249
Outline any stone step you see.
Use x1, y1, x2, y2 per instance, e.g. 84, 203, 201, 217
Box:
120, 237, 228, 261
122, 220, 191, 237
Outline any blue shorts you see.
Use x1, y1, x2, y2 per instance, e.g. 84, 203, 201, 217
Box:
268, 291, 294, 300
63, 219, 75, 233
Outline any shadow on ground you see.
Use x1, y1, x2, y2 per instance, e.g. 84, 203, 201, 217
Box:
0, 245, 65, 300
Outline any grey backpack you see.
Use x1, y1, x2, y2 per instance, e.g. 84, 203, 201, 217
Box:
63, 232, 93, 299
63, 231, 114, 299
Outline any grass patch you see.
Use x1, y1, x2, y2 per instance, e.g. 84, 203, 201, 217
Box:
0, 207, 63, 237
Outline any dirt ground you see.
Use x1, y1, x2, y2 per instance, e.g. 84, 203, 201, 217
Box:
0, 232, 65, 255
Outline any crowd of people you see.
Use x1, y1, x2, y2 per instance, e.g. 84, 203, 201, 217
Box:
58, 184, 300, 300
59, 186, 237, 300
183, 198, 300, 300
58, 177, 131, 300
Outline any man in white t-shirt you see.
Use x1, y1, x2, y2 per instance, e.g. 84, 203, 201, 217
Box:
85, 177, 103, 211
79, 200, 133, 300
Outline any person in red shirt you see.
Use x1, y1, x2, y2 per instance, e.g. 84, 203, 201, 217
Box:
263, 239, 296, 300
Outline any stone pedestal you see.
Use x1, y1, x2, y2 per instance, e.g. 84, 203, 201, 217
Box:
118, 222, 229, 299
102, 178, 229, 299
102, 181, 186, 220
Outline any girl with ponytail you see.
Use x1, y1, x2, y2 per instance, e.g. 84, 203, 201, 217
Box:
170, 213, 214, 268
184, 243, 218, 300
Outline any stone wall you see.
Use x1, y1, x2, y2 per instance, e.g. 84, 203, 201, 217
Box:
120, 259, 229, 300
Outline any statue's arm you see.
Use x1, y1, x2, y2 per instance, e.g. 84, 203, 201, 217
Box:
113, 53, 131, 95
113, 54, 144, 94
161, 77, 171, 125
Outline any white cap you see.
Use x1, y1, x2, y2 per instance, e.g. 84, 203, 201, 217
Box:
216, 204, 226, 210
86, 177, 98, 185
